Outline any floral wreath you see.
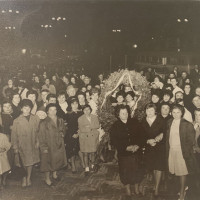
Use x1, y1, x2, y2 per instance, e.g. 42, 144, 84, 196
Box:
96, 69, 151, 156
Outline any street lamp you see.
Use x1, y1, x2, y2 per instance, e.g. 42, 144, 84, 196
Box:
133, 44, 138, 48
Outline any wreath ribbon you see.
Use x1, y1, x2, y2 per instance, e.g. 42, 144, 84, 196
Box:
101, 71, 141, 109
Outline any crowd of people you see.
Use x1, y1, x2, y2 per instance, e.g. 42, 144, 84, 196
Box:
0, 65, 200, 200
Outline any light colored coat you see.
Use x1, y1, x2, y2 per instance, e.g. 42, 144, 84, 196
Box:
0, 133, 11, 174
11, 115, 40, 167
78, 114, 100, 153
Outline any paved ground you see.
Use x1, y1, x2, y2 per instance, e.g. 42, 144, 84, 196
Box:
0, 161, 199, 200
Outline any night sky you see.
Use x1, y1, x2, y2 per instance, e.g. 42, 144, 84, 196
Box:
0, 0, 200, 71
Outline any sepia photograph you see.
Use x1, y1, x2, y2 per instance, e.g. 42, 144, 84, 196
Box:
0, 0, 200, 200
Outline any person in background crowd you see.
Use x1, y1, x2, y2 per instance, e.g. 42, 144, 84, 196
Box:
26, 90, 38, 115
98, 74, 104, 85
178, 71, 188, 88
183, 84, 194, 115
190, 65, 200, 87
151, 91, 161, 112
160, 102, 172, 122
81, 86, 87, 93
151, 75, 164, 89
38, 89, 49, 110
89, 88, 100, 115
60, 75, 70, 91
2, 79, 16, 99
110, 105, 144, 198
11, 92, 21, 120
195, 86, 200, 97
176, 98, 193, 123
66, 85, 77, 103
160, 90, 173, 104
142, 103, 165, 197
166, 104, 197, 200
11, 99, 40, 187
70, 76, 78, 89
85, 91, 91, 103
56, 91, 68, 120
192, 96, 200, 109
77, 92, 87, 109
38, 103, 67, 186
51, 74, 60, 93
42, 78, 56, 95
145, 67, 154, 82
175, 91, 184, 101
16, 81, 28, 100
1, 101, 13, 141
112, 91, 125, 107
86, 84, 92, 91
65, 99, 84, 173
32, 76, 41, 90
78, 105, 100, 176
170, 78, 183, 102
173, 66, 180, 78
46, 94, 57, 104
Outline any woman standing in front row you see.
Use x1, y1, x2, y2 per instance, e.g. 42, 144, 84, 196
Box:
110, 105, 144, 198
78, 105, 100, 176
166, 104, 198, 200
11, 99, 40, 187
38, 103, 67, 186
142, 103, 166, 197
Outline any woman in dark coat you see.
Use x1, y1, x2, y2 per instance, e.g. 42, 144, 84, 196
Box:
166, 104, 198, 200
65, 98, 84, 173
38, 103, 67, 186
110, 105, 144, 197
141, 103, 165, 197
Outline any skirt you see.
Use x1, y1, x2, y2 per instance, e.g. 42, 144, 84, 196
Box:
118, 154, 144, 185
168, 145, 188, 176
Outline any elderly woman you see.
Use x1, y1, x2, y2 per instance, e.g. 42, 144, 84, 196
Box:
11, 99, 40, 187
166, 104, 197, 200
78, 105, 100, 176
110, 105, 144, 198
141, 103, 165, 197
38, 103, 67, 186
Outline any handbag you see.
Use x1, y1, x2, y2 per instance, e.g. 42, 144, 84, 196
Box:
11, 153, 27, 179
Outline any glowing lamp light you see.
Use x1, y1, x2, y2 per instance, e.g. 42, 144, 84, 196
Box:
5, 27, 7, 29
13, 27, 15, 29
9, 9, 12, 13
63, 17, 66, 20
8, 27, 11, 29
41, 25, 44, 27
178, 49, 181, 52
2, 10, 6, 13
52, 17, 55, 20
64, 34, 67, 38
49, 25, 52, 28
184, 19, 188, 22
133, 44, 138, 48
22, 49, 27, 54
45, 25, 48, 28
177, 19, 181, 22
16, 11, 19, 14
